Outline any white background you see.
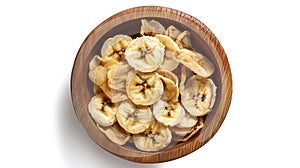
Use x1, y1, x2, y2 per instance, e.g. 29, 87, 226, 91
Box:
1, 0, 299, 167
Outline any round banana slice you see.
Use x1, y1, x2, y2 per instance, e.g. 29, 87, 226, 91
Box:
140, 19, 165, 36
176, 31, 192, 49
125, 36, 165, 72
176, 48, 215, 77
89, 55, 102, 71
133, 121, 172, 152
97, 123, 130, 145
155, 34, 180, 71
116, 101, 153, 134
156, 69, 179, 102
176, 113, 198, 128
88, 93, 117, 127
181, 75, 217, 117
165, 25, 182, 40
126, 70, 163, 106
101, 34, 132, 62
153, 100, 185, 127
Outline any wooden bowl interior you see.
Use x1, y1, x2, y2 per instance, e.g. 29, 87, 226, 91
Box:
71, 6, 232, 163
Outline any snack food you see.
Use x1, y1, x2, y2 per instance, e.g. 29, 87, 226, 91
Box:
87, 19, 217, 152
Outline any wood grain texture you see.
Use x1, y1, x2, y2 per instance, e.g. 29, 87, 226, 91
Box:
71, 6, 232, 163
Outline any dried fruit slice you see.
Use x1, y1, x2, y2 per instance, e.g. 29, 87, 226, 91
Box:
101, 34, 132, 62
181, 75, 217, 117
176, 49, 215, 77
126, 70, 163, 106
176, 31, 192, 49
116, 101, 153, 134
153, 100, 185, 127
97, 123, 130, 145
88, 93, 117, 126
125, 36, 165, 72
140, 19, 165, 36
133, 121, 172, 151
155, 34, 180, 71
156, 69, 179, 102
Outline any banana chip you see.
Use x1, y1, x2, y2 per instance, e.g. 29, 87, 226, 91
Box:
97, 123, 130, 145
125, 36, 165, 72
176, 113, 198, 128
133, 121, 172, 151
88, 93, 117, 127
156, 69, 179, 102
101, 34, 132, 62
176, 49, 215, 77
155, 34, 180, 71
88, 65, 112, 99
153, 100, 185, 127
165, 25, 182, 40
116, 101, 153, 134
140, 19, 165, 36
89, 55, 102, 71
181, 75, 217, 117
126, 70, 163, 106
176, 31, 192, 49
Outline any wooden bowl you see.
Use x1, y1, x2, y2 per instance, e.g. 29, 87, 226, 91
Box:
71, 6, 232, 163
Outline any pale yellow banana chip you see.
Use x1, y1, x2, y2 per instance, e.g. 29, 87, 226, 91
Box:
125, 36, 165, 72
176, 49, 215, 77
181, 75, 217, 117
153, 100, 185, 127
140, 19, 165, 36
156, 69, 179, 102
101, 34, 132, 62
126, 70, 163, 106
133, 121, 172, 151
88, 93, 117, 127
116, 101, 153, 134
97, 123, 130, 145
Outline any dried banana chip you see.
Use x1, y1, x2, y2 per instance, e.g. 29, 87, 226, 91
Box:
156, 69, 179, 102
153, 100, 185, 127
133, 121, 172, 152
126, 70, 163, 106
125, 36, 165, 72
176, 48, 215, 77
116, 101, 153, 134
155, 34, 180, 71
88, 65, 112, 99
176, 31, 192, 49
165, 25, 182, 40
88, 93, 117, 127
180, 117, 204, 142
181, 75, 217, 117
89, 55, 102, 71
107, 64, 132, 103
140, 19, 165, 36
108, 64, 132, 92
176, 113, 198, 128
101, 34, 132, 62
97, 123, 130, 145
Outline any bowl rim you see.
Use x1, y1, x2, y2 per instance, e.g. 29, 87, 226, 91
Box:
71, 5, 232, 163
